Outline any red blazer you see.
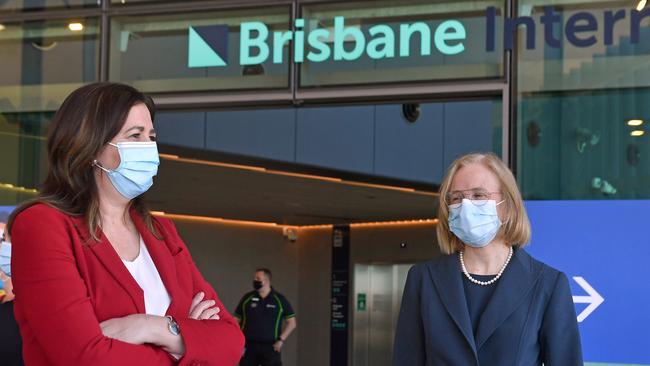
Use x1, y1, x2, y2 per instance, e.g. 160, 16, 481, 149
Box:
10, 204, 244, 366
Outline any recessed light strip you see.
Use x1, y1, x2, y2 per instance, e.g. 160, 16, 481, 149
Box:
151, 210, 438, 229
0, 182, 38, 194
159, 154, 438, 196
151, 211, 281, 228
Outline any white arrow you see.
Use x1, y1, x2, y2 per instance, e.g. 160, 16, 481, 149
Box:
572, 276, 604, 323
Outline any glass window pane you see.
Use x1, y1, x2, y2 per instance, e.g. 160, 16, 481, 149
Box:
109, 7, 291, 93
0, 18, 100, 113
0, 112, 50, 206
0, 0, 99, 13
517, 0, 650, 199
300, 0, 505, 87
111, 0, 212, 4
0, 18, 97, 205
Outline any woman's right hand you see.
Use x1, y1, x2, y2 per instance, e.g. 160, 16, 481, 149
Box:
189, 292, 221, 320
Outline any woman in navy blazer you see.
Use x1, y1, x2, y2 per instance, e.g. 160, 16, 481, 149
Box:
7, 83, 244, 365
393, 153, 582, 366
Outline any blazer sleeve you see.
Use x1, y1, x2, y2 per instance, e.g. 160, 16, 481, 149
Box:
540, 271, 583, 366
392, 264, 426, 366
159, 218, 245, 366
11, 205, 175, 366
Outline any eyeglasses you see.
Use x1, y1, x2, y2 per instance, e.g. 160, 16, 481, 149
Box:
445, 189, 502, 207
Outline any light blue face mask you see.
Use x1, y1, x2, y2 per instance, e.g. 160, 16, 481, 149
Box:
0, 241, 11, 277
449, 199, 504, 248
94, 141, 160, 200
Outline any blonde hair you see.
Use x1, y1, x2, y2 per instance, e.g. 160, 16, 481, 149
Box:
436, 153, 531, 255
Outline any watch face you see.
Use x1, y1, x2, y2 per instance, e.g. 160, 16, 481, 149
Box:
167, 317, 180, 336
170, 323, 180, 335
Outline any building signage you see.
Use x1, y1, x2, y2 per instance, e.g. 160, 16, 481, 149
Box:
188, 6, 650, 68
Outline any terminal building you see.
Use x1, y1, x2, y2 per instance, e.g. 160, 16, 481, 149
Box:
1, 0, 648, 365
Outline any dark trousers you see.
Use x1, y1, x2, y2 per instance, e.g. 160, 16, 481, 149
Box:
0, 301, 24, 366
240, 341, 282, 366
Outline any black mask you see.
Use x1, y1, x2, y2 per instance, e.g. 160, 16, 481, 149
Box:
253, 280, 263, 291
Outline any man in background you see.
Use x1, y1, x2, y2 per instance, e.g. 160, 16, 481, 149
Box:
234, 268, 296, 366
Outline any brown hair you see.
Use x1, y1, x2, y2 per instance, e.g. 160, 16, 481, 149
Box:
436, 153, 531, 255
7, 82, 160, 242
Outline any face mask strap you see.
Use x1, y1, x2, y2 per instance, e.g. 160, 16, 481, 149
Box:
92, 159, 111, 173
92, 141, 120, 173
497, 199, 508, 227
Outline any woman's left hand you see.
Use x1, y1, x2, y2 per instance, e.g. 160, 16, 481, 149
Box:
100, 314, 151, 345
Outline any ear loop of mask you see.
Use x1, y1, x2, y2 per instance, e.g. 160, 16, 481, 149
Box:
92, 159, 111, 173
496, 199, 508, 227
92, 143, 119, 173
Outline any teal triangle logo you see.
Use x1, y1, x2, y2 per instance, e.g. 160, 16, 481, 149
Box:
188, 25, 228, 68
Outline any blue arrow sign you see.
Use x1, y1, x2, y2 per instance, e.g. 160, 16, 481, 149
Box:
525, 200, 650, 365
571, 276, 604, 323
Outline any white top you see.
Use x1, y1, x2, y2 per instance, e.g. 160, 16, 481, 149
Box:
122, 236, 171, 317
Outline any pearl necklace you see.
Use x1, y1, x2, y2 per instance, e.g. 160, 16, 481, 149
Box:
459, 246, 513, 286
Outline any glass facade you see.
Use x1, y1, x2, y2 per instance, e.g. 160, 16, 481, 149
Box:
0, 17, 100, 112
0, 0, 99, 13
516, 0, 650, 199
1, 0, 647, 206
0, 17, 99, 205
109, 7, 291, 93
300, 0, 505, 87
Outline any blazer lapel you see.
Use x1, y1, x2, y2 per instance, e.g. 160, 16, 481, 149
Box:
427, 254, 478, 359
130, 210, 181, 315
72, 216, 146, 313
475, 248, 543, 349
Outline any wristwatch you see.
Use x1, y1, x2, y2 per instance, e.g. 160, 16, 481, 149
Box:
165, 316, 180, 336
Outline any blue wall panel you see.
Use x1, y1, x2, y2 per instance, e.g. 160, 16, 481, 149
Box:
296, 106, 375, 174
374, 104, 444, 183
206, 109, 296, 162
443, 100, 494, 169
155, 111, 205, 149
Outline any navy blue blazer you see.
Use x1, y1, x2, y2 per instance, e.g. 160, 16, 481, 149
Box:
393, 248, 582, 366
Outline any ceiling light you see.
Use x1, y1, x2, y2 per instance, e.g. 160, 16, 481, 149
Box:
627, 119, 644, 126
637, 0, 647, 11
631, 130, 645, 137
68, 22, 84, 31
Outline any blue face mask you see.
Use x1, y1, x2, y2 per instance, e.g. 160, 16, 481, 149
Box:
94, 141, 160, 200
0, 241, 11, 277
449, 199, 504, 248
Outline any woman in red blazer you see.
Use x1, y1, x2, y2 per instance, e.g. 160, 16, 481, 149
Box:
7, 82, 244, 365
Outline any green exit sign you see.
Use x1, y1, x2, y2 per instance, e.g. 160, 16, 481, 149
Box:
357, 293, 366, 311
